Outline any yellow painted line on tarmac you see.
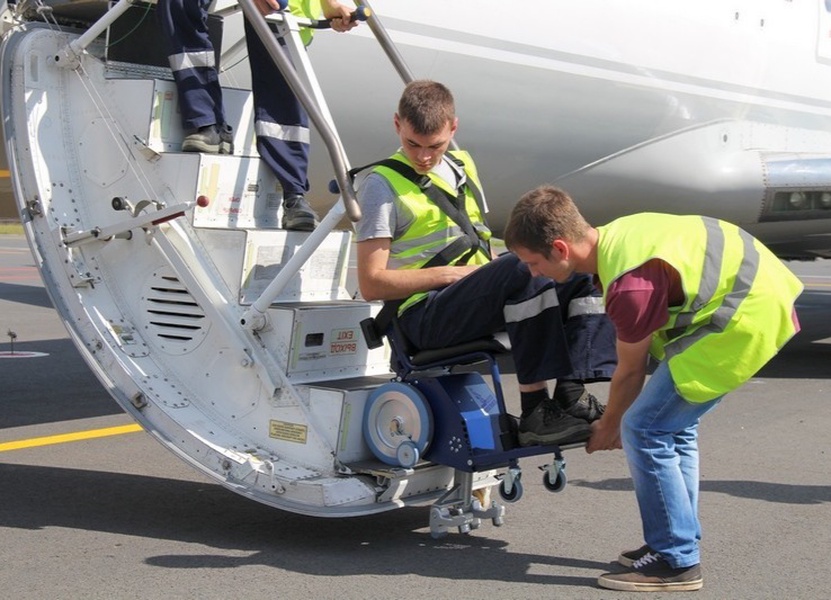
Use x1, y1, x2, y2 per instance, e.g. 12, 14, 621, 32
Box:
0, 169, 9, 177
0, 423, 143, 452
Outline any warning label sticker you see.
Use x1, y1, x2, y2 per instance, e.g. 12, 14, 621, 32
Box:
269, 420, 308, 444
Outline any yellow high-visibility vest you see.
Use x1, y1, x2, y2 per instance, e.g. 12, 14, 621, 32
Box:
289, 0, 322, 45
371, 150, 492, 313
597, 213, 802, 402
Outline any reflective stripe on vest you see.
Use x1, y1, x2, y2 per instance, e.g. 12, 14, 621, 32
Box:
663, 218, 757, 354
373, 150, 491, 313
597, 213, 802, 402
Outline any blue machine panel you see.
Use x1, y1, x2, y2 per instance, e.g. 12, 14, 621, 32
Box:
415, 372, 503, 469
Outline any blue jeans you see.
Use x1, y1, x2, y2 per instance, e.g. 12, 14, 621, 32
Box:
621, 362, 722, 568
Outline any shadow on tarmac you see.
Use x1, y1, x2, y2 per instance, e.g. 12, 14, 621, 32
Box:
0, 462, 828, 579
0, 281, 52, 310
572, 477, 831, 505
0, 338, 120, 429
0, 462, 606, 585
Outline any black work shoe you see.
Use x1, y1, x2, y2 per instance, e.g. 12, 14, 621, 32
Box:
182, 125, 233, 155
561, 390, 606, 423
517, 401, 591, 446
598, 552, 703, 592
618, 544, 653, 567
282, 195, 319, 231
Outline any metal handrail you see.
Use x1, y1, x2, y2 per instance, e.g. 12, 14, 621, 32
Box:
236, 1, 434, 330
237, 0, 361, 222
356, 0, 458, 151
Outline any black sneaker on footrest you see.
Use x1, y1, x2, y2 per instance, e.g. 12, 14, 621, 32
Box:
561, 390, 606, 423
518, 401, 591, 446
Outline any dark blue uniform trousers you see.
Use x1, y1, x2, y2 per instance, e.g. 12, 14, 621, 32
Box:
158, 0, 310, 196
397, 253, 617, 385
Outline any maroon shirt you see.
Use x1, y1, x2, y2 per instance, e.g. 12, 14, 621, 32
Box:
603, 258, 800, 343
605, 259, 684, 343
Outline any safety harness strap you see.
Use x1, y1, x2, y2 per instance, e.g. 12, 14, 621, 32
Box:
349, 157, 489, 260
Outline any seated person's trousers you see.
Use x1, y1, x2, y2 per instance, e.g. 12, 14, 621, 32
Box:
397, 253, 617, 385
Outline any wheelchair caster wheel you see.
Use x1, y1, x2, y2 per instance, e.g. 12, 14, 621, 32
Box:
543, 468, 567, 493
498, 478, 523, 502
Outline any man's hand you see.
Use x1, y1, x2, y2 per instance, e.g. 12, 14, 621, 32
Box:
253, 0, 283, 16
585, 336, 651, 454
323, 0, 359, 32
586, 417, 622, 453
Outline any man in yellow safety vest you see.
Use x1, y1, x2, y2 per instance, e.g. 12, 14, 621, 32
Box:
504, 184, 802, 592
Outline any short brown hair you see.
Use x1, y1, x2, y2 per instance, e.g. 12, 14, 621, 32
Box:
397, 80, 455, 135
504, 185, 590, 256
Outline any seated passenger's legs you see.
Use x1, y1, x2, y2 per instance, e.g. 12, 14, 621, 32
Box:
550, 272, 618, 421
397, 253, 615, 445
397, 253, 572, 384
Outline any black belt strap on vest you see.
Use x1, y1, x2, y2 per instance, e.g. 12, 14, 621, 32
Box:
349, 157, 490, 258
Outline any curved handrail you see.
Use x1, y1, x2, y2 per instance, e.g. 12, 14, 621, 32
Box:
237, 0, 362, 222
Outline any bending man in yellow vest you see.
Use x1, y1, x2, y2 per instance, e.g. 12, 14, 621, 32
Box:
504, 185, 802, 592
355, 81, 618, 446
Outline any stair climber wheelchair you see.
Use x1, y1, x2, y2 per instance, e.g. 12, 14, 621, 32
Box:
360, 309, 579, 538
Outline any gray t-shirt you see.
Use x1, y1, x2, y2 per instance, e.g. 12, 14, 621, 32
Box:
354, 155, 483, 242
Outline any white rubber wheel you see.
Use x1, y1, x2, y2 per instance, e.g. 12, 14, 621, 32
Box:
396, 440, 420, 468
363, 382, 433, 467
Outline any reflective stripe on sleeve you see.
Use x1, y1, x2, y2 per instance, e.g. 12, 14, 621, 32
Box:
568, 296, 605, 318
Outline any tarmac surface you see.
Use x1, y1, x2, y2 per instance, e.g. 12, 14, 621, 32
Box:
1, 232, 829, 599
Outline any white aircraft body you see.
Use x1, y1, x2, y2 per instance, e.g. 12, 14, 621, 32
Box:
275, 0, 831, 259
1, 0, 830, 536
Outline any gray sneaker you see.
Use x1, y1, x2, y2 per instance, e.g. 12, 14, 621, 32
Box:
562, 390, 605, 423
518, 401, 592, 446
182, 125, 233, 155
618, 544, 653, 567
282, 195, 319, 231
598, 552, 703, 592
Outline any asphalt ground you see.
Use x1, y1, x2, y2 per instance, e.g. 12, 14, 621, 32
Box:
1, 233, 829, 599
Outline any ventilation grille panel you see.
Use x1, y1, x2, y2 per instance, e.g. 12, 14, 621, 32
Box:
140, 271, 210, 354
